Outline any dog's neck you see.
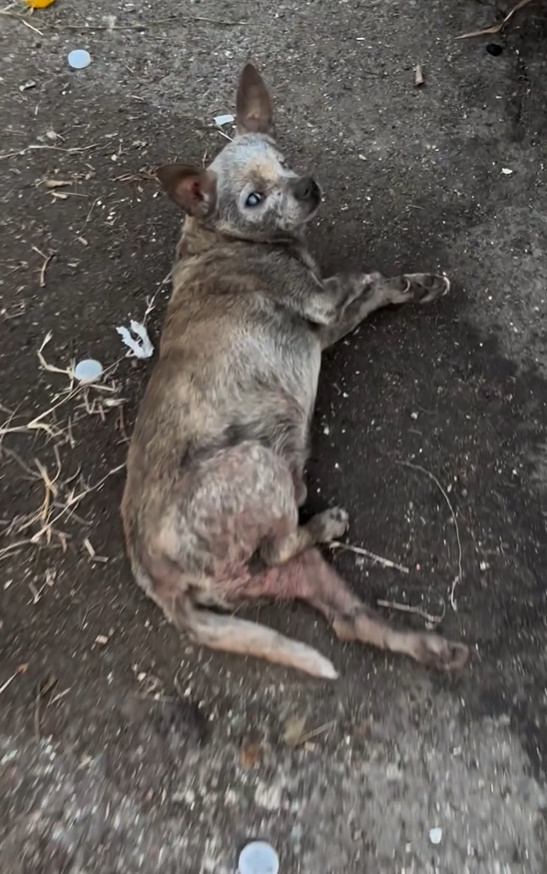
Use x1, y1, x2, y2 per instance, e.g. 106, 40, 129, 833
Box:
176, 216, 309, 261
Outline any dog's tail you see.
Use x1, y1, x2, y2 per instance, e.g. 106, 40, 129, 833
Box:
185, 605, 338, 679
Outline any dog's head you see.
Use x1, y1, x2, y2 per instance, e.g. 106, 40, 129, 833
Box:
157, 64, 321, 241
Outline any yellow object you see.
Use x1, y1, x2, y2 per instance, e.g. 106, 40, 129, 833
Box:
25, 0, 56, 8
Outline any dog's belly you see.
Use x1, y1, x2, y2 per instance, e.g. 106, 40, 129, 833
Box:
238, 328, 322, 417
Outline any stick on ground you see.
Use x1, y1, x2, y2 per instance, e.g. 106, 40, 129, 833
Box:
399, 460, 463, 611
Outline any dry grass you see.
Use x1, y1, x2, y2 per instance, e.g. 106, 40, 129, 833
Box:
0, 332, 128, 561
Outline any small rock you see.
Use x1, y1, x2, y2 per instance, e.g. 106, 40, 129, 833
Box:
486, 43, 503, 56
255, 781, 282, 811
386, 762, 403, 781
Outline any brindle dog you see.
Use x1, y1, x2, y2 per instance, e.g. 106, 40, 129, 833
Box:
122, 64, 469, 679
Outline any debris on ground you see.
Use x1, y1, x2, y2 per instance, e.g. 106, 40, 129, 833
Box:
74, 359, 104, 383
456, 0, 536, 39
429, 827, 443, 845
214, 113, 235, 126
116, 320, 154, 359
68, 49, 92, 70
238, 841, 280, 874
414, 64, 424, 87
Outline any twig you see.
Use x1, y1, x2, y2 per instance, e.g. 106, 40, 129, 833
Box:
31, 247, 56, 288
376, 598, 445, 627
34, 683, 41, 740
399, 461, 463, 611
29, 463, 125, 544
329, 540, 410, 574
0, 664, 27, 695
0, 143, 99, 162
0, 539, 33, 561
299, 719, 337, 744
50, 16, 246, 32
37, 331, 74, 380
142, 269, 171, 324
0, 673, 18, 696
78, 196, 99, 234
0, 10, 43, 35
456, 0, 535, 39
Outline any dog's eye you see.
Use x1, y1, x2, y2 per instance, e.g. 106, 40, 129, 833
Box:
245, 192, 263, 207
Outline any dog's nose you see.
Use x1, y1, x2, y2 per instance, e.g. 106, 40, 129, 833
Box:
293, 176, 320, 203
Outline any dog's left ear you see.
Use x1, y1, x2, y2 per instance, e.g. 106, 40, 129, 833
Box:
156, 165, 217, 218
236, 63, 273, 135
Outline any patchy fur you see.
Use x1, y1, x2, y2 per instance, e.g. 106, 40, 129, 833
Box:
121, 64, 468, 678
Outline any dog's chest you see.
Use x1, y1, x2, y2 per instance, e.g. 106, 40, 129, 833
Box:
251, 306, 322, 408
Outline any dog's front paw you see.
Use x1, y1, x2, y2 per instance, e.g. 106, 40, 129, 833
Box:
401, 273, 450, 304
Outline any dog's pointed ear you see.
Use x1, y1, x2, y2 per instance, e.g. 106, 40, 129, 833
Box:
236, 63, 273, 135
156, 165, 217, 218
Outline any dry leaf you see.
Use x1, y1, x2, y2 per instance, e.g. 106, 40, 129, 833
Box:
240, 743, 261, 768
456, 0, 535, 39
283, 714, 307, 747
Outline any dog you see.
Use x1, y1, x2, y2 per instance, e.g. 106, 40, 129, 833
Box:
121, 64, 469, 679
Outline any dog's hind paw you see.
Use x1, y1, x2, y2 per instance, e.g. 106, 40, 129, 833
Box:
410, 632, 469, 671
307, 506, 349, 543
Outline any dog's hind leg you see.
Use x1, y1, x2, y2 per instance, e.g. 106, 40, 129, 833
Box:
142, 556, 338, 678
241, 548, 469, 672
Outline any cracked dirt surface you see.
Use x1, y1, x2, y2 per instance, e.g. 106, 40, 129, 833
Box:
1, 1, 547, 872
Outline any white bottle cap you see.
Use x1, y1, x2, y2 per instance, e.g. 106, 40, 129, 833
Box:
238, 841, 279, 874
68, 49, 91, 70
74, 359, 103, 382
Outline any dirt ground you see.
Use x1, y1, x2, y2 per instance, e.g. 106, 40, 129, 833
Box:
1, 1, 547, 872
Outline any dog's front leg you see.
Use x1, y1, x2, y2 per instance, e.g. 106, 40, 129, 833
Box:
317, 272, 449, 349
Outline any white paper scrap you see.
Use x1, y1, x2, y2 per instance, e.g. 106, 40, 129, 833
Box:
214, 113, 235, 126
116, 320, 154, 359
